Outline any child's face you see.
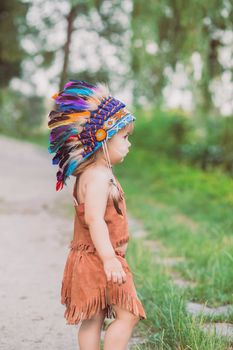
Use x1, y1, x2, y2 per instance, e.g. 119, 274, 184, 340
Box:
106, 124, 133, 165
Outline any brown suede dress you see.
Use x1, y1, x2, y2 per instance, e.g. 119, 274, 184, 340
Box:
61, 177, 147, 325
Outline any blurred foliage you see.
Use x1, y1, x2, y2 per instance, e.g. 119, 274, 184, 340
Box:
24, 0, 129, 91
0, 88, 46, 137
133, 108, 233, 175
0, 0, 34, 86
134, 108, 194, 156
0, 0, 232, 177
181, 117, 233, 173
131, 0, 233, 113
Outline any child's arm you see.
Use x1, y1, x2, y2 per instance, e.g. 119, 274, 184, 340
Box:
84, 169, 117, 261
83, 168, 126, 285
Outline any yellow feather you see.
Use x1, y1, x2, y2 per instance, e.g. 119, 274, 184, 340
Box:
51, 92, 59, 100
68, 115, 90, 123
48, 117, 88, 129
67, 111, 90, 117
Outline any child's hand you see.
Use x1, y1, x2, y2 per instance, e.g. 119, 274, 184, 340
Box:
103, 257, 127, 285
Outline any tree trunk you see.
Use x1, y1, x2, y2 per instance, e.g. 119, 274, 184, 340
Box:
59, 5, 80, 92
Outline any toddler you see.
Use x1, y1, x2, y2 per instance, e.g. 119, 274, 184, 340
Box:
48, 80, 146, 350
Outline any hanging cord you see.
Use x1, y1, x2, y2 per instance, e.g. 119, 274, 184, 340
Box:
101, 139, 123, 215
102, 139, 118, 189
102, 139, 112, 170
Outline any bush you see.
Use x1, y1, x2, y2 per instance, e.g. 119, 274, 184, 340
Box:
181, 116, 233, 174
134, 107, 193, 158
0, 88, 46, 138
133, 107, 233, 175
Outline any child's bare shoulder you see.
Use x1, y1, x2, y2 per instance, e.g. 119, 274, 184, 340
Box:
82, 165, 111, 187
81, 166, 112, 216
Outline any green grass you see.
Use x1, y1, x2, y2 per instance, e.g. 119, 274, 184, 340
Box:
196, 311, 233, 325
125, 239, 230, 349
115, 149, 233, 308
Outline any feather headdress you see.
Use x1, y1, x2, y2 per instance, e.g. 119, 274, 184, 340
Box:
48, 79, 135, 191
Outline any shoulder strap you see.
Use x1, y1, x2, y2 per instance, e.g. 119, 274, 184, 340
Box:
73, 177, 79, 206
114, 177, 124, 196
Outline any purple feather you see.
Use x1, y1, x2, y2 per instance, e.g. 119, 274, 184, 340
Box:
67, 80, 96, 89
56, 170, 63, 182
56, 95, 87, 102
58, 103, 88, 111
57, 100, 88, 107
63, 81, 74, 89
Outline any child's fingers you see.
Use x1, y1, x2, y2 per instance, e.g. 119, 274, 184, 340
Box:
105, 269, 127, 285
114, 271, 127, 285
117, 272, 123, 285
106, 271, 112, 282
112, 271, 118, 283
105, 270, 120, 283
122, 270, 127, 283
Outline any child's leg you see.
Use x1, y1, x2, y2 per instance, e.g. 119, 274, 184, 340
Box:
103, 304, 140, 350
78, 308, 107, 350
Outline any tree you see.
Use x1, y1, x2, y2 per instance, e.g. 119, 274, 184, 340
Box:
0, 0, 30, 87
131, 0, 233, 113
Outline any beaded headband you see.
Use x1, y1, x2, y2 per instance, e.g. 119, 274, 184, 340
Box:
48, 80, 135, 191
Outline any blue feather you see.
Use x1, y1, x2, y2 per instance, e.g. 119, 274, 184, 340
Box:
64, 88, 94, 96
52, 154, 60, 165
65, 160, 78, 177
58, 104, 87, 111
49, 129, 78, 153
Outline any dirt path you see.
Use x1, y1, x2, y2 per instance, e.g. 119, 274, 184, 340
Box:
0, 135, 77, 350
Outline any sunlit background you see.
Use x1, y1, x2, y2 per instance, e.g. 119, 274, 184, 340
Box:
1, 0, 233, 175
0, 1, 233, 349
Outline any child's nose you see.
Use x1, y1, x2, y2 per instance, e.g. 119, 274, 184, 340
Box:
127, 140, 131, 147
